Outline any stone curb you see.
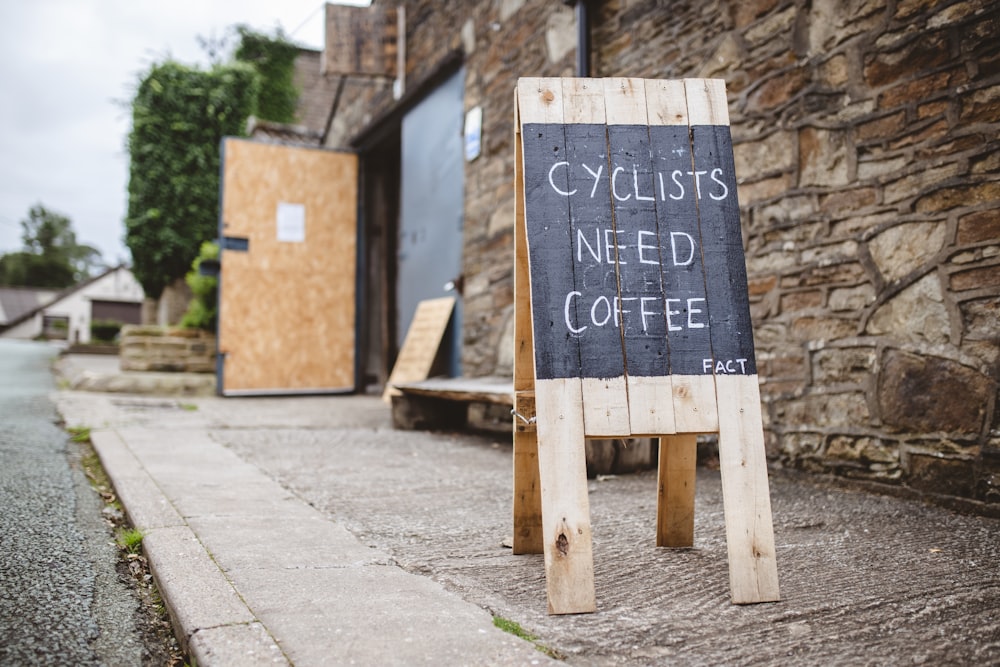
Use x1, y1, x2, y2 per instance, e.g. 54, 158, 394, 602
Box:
89, 430, 289, 666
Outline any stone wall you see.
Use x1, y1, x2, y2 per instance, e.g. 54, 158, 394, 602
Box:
325, 0, 1000, 503
120, 325, 216, 373
597, 0, 1000, 502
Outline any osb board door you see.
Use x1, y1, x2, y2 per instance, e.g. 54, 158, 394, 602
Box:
218, 138, 358, 395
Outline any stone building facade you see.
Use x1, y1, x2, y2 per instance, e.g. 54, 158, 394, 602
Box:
318, 0, 1000, 505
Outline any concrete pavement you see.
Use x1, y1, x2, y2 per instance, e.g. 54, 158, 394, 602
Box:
53, 354, 1000, 665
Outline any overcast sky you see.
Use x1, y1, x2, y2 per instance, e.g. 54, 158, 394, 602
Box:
0, 1, 362, 266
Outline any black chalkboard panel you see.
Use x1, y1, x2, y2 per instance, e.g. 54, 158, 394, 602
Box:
607, 124, 669, 378
648, 124, 714, 376
691, 124, 757, 375
522, 123, 581, 380
563, 123, 626, 380
522, 120, 755, 381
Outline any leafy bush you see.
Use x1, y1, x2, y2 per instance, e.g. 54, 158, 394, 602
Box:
90, 319, 123, 342
180, 241, 219, 332
125, 61, 259, 299
234, 26, 300, 124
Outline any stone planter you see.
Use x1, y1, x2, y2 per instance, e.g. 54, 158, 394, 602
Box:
120, 325, 216, 373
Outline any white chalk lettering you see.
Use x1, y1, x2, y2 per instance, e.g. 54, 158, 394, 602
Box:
667, 298, 708, 331
633, 166, 654, 201
611, 166, 630, 201
591, 295, 613, 326
637, 230, 659, 265
687, 297, 706, 328
544, 160, 730, 202
577, 228, 601, 263
669, 170, 685, 200
572, 227, 698, 268
605, 228, 625, 265
564, 291, 586, 334
639, 297, 659, 332
665, 298, 682, 332
582, 163, 603, 198
548, 161, 576, 196
704, 358, 751, 374
670, 231, 696, 266
565, 292, 712, 336
709, 167, 729, 201
688, 170, 708, 199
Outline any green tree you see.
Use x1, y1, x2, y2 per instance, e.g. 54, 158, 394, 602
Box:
124, 61, 259, 298
0, 204, 102, 288
233, 26, 300, 124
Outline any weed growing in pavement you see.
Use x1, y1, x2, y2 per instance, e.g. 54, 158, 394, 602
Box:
68, 426, 91, 443
492, 615, 564, 660
179, 403, 198, 411
117, 527, 144, 554
65, 424, 186, 665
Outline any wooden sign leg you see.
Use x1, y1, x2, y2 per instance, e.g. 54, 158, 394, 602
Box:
512, 396, 543, 554
656, 434, 697, 548
715, 375, 780, 604
535, 379, 596, 614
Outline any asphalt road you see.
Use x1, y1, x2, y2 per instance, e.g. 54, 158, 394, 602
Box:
0, 340, 148, 665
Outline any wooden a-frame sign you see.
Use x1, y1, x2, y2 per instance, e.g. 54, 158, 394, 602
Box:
513, 77, 780, 614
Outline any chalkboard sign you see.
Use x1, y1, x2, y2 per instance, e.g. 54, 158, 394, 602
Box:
521, 90, 755, 382
513, 78, 780, 616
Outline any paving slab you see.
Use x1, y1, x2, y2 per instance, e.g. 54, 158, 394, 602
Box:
187, 622, 287, 667
90, 430, 184, 530
69, 391, 556, 666
56, 386, 1000, 666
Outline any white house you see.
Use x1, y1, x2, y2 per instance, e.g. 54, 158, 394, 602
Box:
0, 265, 144, 343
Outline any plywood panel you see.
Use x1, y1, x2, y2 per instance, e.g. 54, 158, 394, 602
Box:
219, 139, 358, 394
382, 296, 454, 402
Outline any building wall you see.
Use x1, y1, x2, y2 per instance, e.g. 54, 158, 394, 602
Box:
48, 267, 144, 343
325, 0, 578, 374
327, 0, 1000, 503
0, 267, 144, 343
589, 0, 1000, 501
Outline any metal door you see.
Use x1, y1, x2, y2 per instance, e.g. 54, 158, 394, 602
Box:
398, 67, 465, 375
217, 138, 358, 395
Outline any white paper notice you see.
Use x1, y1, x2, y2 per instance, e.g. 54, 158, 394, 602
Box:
276, 202, 305, 242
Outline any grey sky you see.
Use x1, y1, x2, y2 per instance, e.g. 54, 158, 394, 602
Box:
0, 1, 334, 266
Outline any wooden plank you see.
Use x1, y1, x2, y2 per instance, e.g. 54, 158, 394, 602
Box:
656, 433, 697, 547
518, 78, 582, 382
686, 79, 779, 603
518, 77, 596, 614
603, 78, 676, 436
562, 78, 631, 437
715, 375, 780, 603
684, 78, 756, 381
513, 92, 535, 394
645, 79, 719, 433
218, 139, 357, 394
393, 376, 512, 405
512, 89, 542, 555
534, 378, 596, 614
513, 392, 542, 554
382, 296, 455, 402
